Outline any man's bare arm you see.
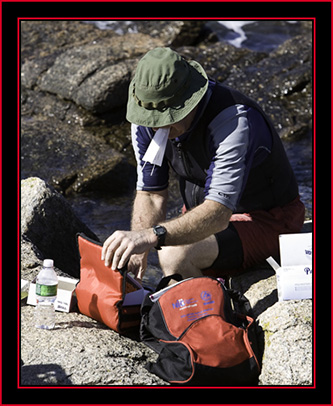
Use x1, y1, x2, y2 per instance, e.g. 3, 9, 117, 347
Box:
160, 199, 232, 246
128, 189, 168, 279
102, 197, 231, 271
131, 190, 168, 231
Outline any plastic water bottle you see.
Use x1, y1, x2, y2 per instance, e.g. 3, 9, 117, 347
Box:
35, 259, 58, 329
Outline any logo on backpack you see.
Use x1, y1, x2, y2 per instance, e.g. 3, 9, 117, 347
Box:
172, 297, 197, 310
201, 291, 214, 305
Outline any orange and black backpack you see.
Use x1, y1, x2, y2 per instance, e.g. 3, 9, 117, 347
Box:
140, 275, 261, 386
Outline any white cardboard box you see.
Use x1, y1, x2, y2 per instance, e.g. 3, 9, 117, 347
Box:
27, 276, 79, 312
267, 233, 312, 301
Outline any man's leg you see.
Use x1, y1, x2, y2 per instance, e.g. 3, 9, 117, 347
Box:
157, 235, 219, 279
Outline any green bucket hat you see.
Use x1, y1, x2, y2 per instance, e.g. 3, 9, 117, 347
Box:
126, 47, 208, 127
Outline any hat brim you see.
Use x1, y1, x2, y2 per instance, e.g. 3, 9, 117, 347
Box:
126, 60, 208, 128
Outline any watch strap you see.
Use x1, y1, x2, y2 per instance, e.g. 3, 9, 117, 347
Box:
153, 225, 167, 250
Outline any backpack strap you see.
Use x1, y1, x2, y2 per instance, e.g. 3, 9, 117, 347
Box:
226, 287, 263, 368
226, 288, 254, 317
155, 273, 183, 291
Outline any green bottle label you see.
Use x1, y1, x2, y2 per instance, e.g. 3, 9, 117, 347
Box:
36, 283, 58, 297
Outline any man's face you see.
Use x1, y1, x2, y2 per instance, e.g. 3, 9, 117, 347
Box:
152, 106, 198, 139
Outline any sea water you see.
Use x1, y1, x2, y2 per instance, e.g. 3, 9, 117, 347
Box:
84, 20, 305, 53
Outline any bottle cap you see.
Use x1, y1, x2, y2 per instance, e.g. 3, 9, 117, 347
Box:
43, 259, 54, 268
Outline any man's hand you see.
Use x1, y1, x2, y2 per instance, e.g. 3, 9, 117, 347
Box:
101, 229, 157, 271
127, 252, 148, 282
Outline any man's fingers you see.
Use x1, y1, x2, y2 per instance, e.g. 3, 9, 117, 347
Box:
102, 231, 125, 267
103, 244, 119, 269
102, 234, 122, 268
127, 254, 146, 281
102, 229, 153, 270
135, 267, 144, 283
102, 233, 134, 270
101, 234, 116, 262
113, 244, 133, 271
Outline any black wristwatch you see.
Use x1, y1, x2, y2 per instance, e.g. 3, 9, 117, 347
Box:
153, 225, 167, 250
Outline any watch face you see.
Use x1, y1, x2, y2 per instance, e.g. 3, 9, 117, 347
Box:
155, 226, 166, 236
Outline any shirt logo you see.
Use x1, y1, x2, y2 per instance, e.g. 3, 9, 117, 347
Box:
218, 192, 230, 199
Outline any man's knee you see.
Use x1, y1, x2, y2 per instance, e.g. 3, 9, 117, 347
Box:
158, 244, 208, 279
158, 246, 188, 275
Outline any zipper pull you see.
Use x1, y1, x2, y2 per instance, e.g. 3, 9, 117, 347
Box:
176, 142, 182, 159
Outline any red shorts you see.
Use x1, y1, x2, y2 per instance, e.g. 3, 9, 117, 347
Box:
203, 196, 305, 277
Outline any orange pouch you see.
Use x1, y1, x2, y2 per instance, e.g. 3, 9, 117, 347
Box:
76, 234, 143, 333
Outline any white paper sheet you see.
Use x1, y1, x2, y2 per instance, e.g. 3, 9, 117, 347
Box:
142, 127, 170, 167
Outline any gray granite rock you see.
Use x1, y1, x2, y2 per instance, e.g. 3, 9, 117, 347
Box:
231, 265, 313, 386
257, 300, 312, 385
21, 177, 98, 278
20, 305, 167, 386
